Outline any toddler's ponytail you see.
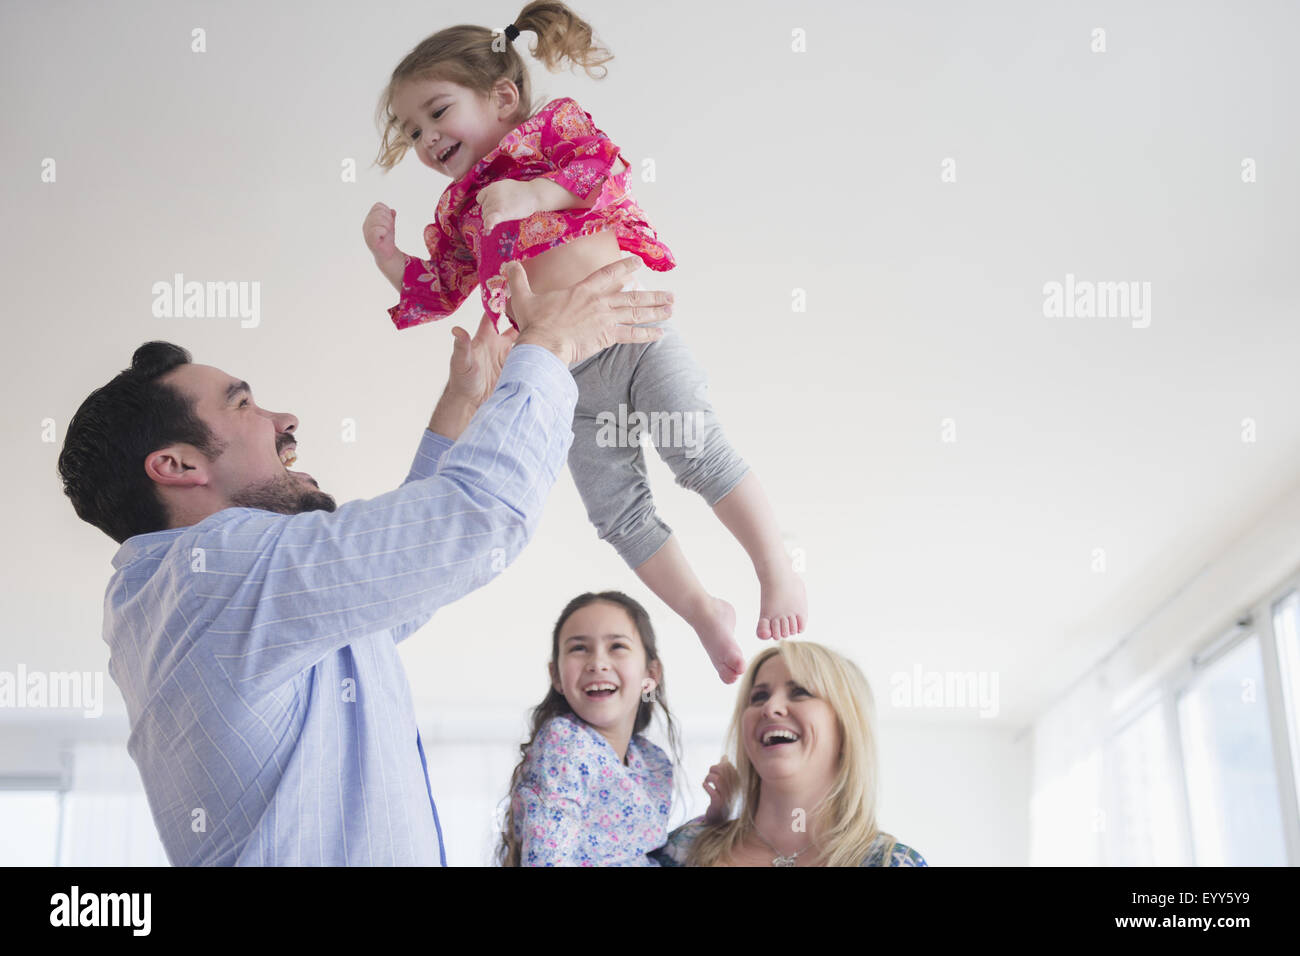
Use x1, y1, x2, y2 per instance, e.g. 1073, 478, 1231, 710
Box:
509, 1, 614, 80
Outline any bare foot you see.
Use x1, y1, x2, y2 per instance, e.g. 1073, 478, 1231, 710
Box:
757, 568, 808, 640
689, 596, 744, 684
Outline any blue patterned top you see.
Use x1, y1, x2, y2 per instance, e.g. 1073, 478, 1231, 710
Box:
511, 713, 673, 866
649, 819, 928, 867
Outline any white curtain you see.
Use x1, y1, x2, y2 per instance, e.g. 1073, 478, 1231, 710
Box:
58, 740, 169, 866
1029, 673, 1108, 865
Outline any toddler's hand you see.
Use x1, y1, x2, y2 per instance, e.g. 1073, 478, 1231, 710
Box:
363, 202, 399, 262
478, 180, 538, 234
702, 757, 739, 825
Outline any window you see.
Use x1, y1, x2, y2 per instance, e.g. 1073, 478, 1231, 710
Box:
1033, 560, 1300, 866
0, 789, 62, 865
1177, 635, 1287, 865
1271, 591, 1300, 802
1106, 703, 1186, 865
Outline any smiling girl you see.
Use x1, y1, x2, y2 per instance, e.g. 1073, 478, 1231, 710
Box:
497, 591, 685, 866
364, 1, 808, 685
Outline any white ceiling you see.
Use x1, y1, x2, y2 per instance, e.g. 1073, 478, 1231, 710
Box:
2, 0, 1297, 736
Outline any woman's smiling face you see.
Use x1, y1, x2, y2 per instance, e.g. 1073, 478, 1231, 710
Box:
741, 653, 842, 787
551, 601, 659, 736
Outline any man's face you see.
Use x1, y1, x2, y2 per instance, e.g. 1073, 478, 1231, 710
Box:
156, 363, 336, 519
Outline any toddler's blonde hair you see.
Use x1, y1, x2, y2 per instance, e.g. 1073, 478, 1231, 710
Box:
373, 1, 613, 170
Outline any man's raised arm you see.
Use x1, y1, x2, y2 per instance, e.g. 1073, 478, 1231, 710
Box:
184, 257, 672, 696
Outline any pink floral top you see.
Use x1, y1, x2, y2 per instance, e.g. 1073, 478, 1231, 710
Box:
511, 713, 673, 866
388, 97, 676, 331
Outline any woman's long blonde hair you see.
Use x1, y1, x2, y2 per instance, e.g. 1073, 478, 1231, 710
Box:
373, 1, 614, 170
689, 641, 893, 867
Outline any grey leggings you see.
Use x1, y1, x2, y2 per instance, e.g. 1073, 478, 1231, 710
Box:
566, 281, 750, 569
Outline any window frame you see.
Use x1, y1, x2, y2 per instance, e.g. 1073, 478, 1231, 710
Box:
1102, 567, 1300, 866
0, 756, 71, 866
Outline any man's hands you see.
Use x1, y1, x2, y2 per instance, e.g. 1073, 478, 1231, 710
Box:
703, 757, 739, 825
478, 180, 541, 234
428, 312, 516, 441
363, 202, 406, 291
507, 256, 672, 367
447, 312, 518, 408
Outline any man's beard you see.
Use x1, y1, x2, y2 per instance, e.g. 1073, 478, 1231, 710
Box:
228, 471, 337, 516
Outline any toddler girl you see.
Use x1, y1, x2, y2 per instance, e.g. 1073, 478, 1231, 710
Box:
364, 2, 807, 682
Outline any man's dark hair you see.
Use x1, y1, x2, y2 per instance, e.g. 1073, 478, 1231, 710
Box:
58, 341, 226, 545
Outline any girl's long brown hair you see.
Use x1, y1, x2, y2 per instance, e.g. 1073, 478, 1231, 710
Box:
496, 591, 683, 866
374, 1, 614, 170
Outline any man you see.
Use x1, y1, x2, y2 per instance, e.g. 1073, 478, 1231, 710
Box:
57, 257, 669, 865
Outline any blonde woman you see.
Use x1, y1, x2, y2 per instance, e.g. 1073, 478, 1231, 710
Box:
652, 642, 927, 866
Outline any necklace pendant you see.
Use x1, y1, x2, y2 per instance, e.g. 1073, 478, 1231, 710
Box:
772, 854, 798, 867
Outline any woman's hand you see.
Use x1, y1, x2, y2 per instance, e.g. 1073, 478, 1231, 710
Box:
478, 180, 540, 234
702, 757, 739, 825
447, 311, 518, 409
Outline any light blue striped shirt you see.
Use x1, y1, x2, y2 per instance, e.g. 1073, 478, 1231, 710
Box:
102, 345, 578, 865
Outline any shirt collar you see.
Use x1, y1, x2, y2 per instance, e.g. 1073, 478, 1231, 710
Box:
110, 526, 189, 570
559, 711, 666, 772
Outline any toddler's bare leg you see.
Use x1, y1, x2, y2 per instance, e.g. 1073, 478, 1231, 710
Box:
633, 536, 744, 684
711, 472, 808, 640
